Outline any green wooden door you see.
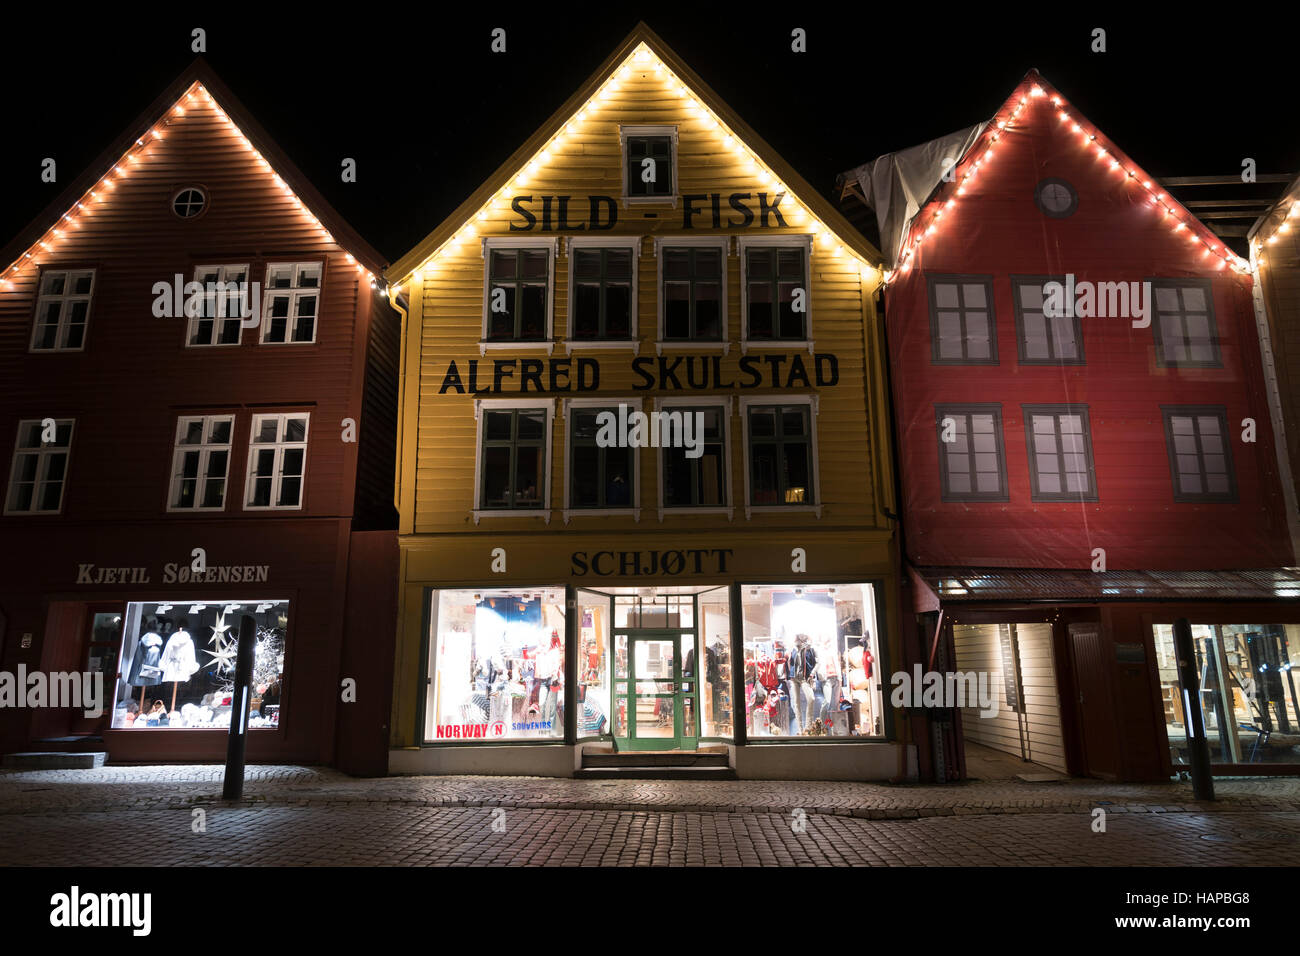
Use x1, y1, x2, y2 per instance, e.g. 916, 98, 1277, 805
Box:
612, 629, 699, 751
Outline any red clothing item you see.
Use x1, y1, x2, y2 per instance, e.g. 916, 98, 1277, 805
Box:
755, 657, 779, 690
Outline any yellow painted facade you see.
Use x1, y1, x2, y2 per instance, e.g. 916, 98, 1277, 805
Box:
385, 25, 903, 774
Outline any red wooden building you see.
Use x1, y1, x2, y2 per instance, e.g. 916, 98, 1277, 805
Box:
842, 71, 1300, 781
0, 61, 399, 774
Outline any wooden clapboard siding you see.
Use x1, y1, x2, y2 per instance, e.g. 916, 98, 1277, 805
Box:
407, 56, 882, 537
0, 69, 395, 528
952, 622, 1067, 772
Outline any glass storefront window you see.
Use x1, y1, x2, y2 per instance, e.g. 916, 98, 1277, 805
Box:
577, 590, 610, 738
1154, 623, 1300, 765
741, 583, 881, 738
111, 600, 289, 729
425, 587, 566, 742
698, 589, 731, 737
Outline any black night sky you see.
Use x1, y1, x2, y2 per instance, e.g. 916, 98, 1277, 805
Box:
2, 7, 1294, 262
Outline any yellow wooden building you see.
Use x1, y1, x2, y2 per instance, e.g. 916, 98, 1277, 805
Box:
384, 24, 905, 779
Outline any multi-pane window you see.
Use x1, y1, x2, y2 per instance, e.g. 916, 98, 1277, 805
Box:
245, 414, 309, 509
30, 269, 95, 351
1151, 279, 1220, 367
569, 406, 633, 509
1163, 406, 1235, 502
571, 249, 633, 340
935, 405, 1008, 501
1023, 405, 1097, 500
168, 415, 234, 510
480, 408, 547, 510
928, 275, 997, 364
1012, 276, 1083, 364
624, 133, 675, 199
5, 419, 74, 514
662, 406, 727, 508
745, 247, 808, 341
260, 262, 322, 344
747, 404, 814, 505
662, 247, 723, 340
188, 265, 249, 346
487, 248, 550, 341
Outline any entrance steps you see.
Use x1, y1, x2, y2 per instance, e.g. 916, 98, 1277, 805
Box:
576, 744, 736, 780
3, 751, 107, 770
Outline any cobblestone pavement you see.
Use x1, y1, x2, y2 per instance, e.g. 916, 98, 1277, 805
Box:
2, 765, 1299, 819
2, 802, 1298, 866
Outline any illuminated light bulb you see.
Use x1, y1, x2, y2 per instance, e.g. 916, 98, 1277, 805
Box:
477, 210, 487, 221
1031, 86, 1044, 96
957, 186, 967, 196
1110, 160, 1119, 169
1058, 111, 1068, 121
926, 224, 936, 235
345, 253, 355, 263
997, 120, 1006, 129
1051, 95, 1061, 106
1281, 222, 1292, 234
833, 245, 844, 257
1072, 124, 1081, 133
1089, 135, 1096, 141
818, 231, 833, 248
528, 160, 539, 172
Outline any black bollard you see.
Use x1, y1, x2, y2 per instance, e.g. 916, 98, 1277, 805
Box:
222, 614, 258, 801
1173, 617, 1215, 801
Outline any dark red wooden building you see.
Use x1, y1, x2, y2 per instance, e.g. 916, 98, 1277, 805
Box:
842, 71, 1300, 782
0, 61, 398, 774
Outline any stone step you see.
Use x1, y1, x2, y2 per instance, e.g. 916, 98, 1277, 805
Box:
2, 751, 107, 770
573, 766, 738, 781
31, 735, 105, 753
583, 751, 729, 768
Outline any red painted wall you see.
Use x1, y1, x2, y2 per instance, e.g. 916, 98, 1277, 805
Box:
886, 85, 1292, 570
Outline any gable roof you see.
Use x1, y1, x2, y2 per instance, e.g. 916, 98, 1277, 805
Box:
846, 70, 1250, 283
0, 59, 386, 288
386, 22, 883, 285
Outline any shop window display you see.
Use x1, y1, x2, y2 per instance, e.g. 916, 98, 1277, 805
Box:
741, 583, 881, 738
111, 600, 289, 729
426, 588, 566, 742
1154, 623, 1300, 765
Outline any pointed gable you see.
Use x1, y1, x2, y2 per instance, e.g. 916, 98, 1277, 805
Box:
0, 60, 384, 293
388, 22, 882, 286
888, 70, 1249, 283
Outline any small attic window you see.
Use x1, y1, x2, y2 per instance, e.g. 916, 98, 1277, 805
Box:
1035, 178, 1077, 219
172, 186, 207, 219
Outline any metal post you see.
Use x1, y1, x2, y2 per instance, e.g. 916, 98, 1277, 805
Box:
1173, 617, 1215, 801
222, 614, 258, 800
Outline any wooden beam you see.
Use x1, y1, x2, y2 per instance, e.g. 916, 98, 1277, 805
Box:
1195, 210, 1269, 219
1209, 225, 1251, 237
1184, 199, 1274, 208
1161, 174, 1293, 185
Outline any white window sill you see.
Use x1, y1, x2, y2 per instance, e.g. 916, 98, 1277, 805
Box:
622, 195, 679, 208
478, 340, 556, 356
658, 506, 733, 522
742, 339, 814, 354
473, 509, 551, 524
563, 508, 640, 524
564, 339, 639, 356
655, 340, 730, 356
744, 504, 823, 519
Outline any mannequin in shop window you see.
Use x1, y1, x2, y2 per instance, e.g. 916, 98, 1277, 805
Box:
787, 633, 817, 734
126, 619, 166, 714
160, 616, 201, 719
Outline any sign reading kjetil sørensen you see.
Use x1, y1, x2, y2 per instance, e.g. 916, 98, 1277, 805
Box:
75, 563, 270, 585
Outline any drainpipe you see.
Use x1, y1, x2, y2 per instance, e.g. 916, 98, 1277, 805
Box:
1246, 249, 1300, 563
387, 285, 409, 516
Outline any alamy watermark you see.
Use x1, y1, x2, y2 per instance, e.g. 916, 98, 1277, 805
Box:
0, 666, 104, 718
1042, 274, 1151, 328
595, 403, 706, 458
890, 665, 999, 718
151, 273, 261, 326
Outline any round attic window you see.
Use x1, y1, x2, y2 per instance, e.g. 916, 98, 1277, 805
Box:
1035, 178, 1077, 219
172, 186, 207, 219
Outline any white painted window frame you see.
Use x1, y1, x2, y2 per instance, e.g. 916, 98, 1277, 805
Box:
561, 395, 642, 524
259, 261, 323, 345
564, 235, 642, 355
243, 412, 310, 511
620, 125, 679, 207
167, 414, 236, 512
472, 397, 556, 524
738, 393, 822, 519
737, 235, 814, 354
4, 418, 75, 515
655, 394, 734, 522
653, 235, 731, 355
480, 237, 559, 355
186, 264, 250, 348
29, 268, 96, 352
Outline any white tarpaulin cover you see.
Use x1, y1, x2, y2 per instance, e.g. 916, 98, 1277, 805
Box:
846, 123, 988, 267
